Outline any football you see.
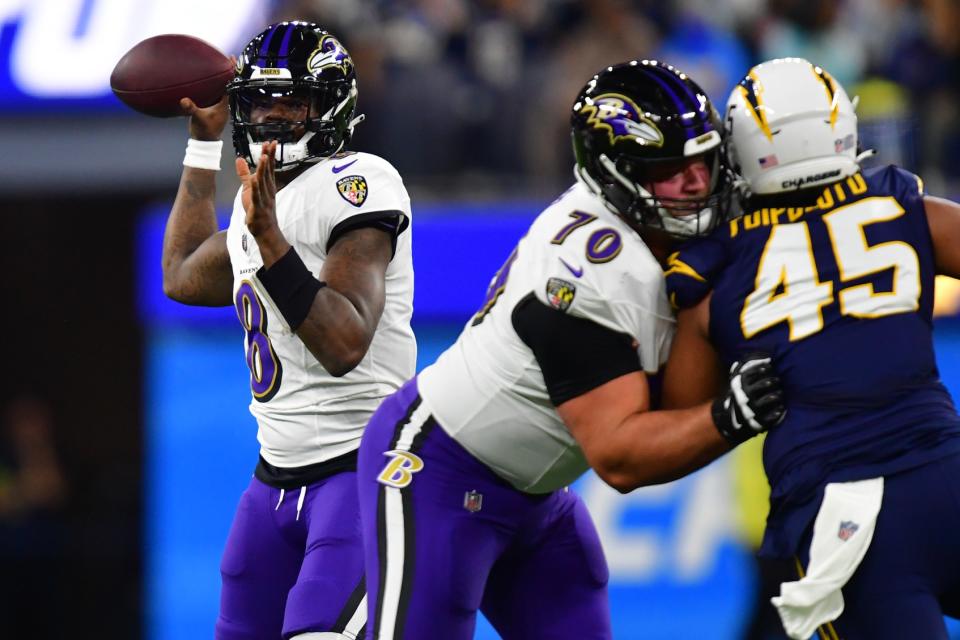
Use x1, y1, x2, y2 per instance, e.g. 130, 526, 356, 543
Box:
110, 34, 234, 118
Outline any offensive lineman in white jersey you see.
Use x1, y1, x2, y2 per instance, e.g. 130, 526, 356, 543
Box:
357, 61, 786, 639
161, 22, 414, 640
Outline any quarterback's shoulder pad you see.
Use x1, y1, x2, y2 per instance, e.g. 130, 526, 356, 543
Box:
313, 151, 409, 213
294, 153, 411, 256
863, 164, 925, 205
338, 151, 404, 180
664, 235, 726, 310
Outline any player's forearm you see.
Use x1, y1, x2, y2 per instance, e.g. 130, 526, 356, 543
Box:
595, 404, 730, 492
250, 225, 291, 269
162, 168, 222, 301
296, 287, 379, 377
165, 168, 219, 260
256, 227, 390, 376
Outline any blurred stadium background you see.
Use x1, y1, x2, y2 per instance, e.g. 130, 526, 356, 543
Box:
1, 0, 959, 638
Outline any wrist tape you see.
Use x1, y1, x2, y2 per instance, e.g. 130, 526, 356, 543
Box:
183, 139, 223, 171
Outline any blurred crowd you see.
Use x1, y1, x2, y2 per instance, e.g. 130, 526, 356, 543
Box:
263, 0, 960, 200
0, 396, 67, 637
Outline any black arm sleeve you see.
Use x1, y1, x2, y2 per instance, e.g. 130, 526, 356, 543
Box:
326, 210, 410, 257
511, 294, 642, 406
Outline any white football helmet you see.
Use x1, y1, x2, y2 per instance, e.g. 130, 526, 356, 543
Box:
724, 58, 861, 195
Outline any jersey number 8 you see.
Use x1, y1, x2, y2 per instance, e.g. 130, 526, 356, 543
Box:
741, 196, 921, 341
235, 280, 284, 402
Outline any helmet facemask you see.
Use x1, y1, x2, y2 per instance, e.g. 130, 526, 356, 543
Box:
614, 150, 731, 238
575, 138, 733, 239
229, 78, 359, 172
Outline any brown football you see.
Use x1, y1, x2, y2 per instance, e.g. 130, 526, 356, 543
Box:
110, 34, 234, 117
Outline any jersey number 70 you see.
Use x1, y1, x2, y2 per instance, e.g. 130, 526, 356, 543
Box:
741, 196, 921, 341
471, 211, 623, 325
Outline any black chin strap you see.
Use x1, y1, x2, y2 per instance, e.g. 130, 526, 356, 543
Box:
599, 181, 632, 218
595, 180, 654, 237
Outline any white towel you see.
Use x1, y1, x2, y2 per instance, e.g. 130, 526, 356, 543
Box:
771, 477, 884, 639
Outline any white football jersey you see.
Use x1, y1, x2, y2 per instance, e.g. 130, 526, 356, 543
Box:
417, 181, 674, 493
226, 152, 416, 468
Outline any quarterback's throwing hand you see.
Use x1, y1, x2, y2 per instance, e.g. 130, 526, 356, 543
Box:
711, 353, 786, 446
180, 93, 229, 141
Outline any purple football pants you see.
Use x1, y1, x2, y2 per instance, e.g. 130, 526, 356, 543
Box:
215, 471, 367, 640
358, 377, 612, 640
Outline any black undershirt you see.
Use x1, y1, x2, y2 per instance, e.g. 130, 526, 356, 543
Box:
326, 210, 409, 256
254, 449, 358, 489
511, 293, 642, 406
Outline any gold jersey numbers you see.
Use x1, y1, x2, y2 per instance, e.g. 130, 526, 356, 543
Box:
741, 196, 920, 341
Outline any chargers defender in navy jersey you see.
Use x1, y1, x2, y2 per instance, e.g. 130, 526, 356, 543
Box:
664, 58, 960, 639
161, 22, 415, 640
356, 61, 785, 640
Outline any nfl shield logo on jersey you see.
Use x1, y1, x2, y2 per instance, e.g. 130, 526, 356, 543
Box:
336, 175, 368, 207
546, 278, 576, 312
837, 520, 860, 541
463, 490, 483, 513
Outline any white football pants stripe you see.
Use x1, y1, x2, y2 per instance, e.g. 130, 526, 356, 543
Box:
378, 486, 406, 639
342, 593, 367, 639
376, 400, 432, 639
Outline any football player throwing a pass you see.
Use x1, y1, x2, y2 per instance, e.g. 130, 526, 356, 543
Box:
161, 21, 415, 640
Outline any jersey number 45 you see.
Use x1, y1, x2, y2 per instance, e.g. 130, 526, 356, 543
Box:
742, 196, 920, 342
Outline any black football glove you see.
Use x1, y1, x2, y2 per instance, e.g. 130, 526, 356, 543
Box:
711, 353, 786, 446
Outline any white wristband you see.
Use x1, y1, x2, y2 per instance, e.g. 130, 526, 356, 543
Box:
183, 138, 223, 171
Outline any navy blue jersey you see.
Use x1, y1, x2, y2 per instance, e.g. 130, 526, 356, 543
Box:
666, 166, 960, 557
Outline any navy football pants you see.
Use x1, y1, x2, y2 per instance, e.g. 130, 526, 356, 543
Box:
797, 453, 960, 639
